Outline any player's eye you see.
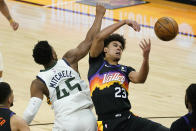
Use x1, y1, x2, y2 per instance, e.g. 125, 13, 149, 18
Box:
113, 43, 118, 47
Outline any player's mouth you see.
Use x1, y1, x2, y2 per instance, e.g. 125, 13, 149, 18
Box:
116, 52, 120, 55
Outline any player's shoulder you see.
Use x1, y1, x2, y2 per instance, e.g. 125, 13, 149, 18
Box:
10, 114, 25, 126
118, 64, 135, 72
32, 78, 42, 84
31, 78, 46, 89
170, 116, 188, 131
10, 115, 30, 131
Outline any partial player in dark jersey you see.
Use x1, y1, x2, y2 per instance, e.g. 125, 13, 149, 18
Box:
88, 19, 169, 131
170, 84, 196, 131
0, 82, 29, 131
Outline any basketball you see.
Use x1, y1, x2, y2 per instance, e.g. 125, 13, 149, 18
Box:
154, 17, 178, 41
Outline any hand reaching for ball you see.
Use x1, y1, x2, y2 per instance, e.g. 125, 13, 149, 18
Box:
125, 20, 140, 32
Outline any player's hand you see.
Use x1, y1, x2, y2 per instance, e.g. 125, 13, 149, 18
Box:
96, 3, 106, 17
125, 20, 140, 32
10, 20, 19, 31
139, 39, 151, 59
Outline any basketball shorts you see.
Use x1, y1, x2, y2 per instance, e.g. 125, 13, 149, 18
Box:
53, 108, 97, 131
97, 111, 169, 131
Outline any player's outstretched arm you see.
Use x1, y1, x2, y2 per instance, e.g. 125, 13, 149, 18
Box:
10, 115, 30, 131
90, 20, 140, 58
0, 0, 19, 30
129, 39, 151, 83
23, 79, 44, 124
63, 4, 106, 65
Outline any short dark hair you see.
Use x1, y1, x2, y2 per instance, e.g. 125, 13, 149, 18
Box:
186, 84, 196, 111
0, 82, 12, 104
33, 41, 53, 65
104, 34, 126, 50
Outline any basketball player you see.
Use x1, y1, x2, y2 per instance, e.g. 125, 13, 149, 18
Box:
88, 20, 169, 131
0, 82, 30, 131
23, 4, 106, 131
170, 84, 196, 131
0, 0, 19, 31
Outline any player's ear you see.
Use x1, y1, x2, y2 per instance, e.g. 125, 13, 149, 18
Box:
104, 47, 108, 54
8, 92, 14, 107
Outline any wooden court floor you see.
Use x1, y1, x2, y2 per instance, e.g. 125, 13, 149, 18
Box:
0, 0, 196, 130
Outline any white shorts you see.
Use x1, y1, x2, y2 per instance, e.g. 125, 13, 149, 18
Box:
53, 108, 97, 131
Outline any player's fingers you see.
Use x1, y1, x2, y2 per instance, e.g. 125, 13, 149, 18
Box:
140, 39, 146, 48
139, 43, 144, 50
133, 21, 140, 32
140, 40, 145, 45
133, 22, 139, 32
145, 39, 151, 48
138, 23, 141, 31
148, 39, 151, 46
142, 42, 146, 49
131, 24, 137, 31
144, 39, 148, 45
140, 41, 145, 49
135, 22, 140, 32
96, 1, 102, 6
13, 22, 19, 30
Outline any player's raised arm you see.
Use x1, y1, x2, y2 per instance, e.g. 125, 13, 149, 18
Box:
129, 39, 151, 83
63, 4, 106, 65
0, 0, 19, 31
90, 20, 140, 58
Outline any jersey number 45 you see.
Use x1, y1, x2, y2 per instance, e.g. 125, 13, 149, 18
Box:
56, 77, 82, 100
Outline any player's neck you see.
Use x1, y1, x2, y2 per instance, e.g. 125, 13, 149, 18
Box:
104, 57, 118, 65
44, 60, 56, 69
188, 102, 193, 113
0, 104, 9, 109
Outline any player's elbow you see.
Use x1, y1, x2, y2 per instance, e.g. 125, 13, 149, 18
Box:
23, 110, 34, 124
95, 33, 104, 41
139, 79, 146, 83
138, 77, 147, 83
133, 78, 146, 84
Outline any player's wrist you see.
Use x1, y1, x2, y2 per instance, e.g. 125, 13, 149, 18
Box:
9, 18, 14, 24
124, 20, 133, 25
96, 13, 105, 18
143, 56, 149, 61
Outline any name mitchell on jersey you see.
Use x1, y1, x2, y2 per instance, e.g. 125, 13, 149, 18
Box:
49, 70, 72, 88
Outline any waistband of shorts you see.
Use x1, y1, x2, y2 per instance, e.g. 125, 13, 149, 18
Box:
98, 110, 132, 121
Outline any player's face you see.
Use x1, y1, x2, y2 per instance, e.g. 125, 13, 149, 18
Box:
51, 47, 58, 61
104, 41, 123, 61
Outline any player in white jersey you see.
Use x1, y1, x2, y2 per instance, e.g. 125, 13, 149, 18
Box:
23, 4, 106, 131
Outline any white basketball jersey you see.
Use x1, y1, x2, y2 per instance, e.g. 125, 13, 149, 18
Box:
37, 59, 93, 119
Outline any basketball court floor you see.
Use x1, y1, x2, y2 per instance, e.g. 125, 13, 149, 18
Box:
0, 0, 196, 130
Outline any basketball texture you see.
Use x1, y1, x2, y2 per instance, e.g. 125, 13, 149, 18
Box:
154, 17, 179, 41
